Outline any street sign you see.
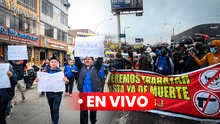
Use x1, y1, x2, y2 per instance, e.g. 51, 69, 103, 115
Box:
119, 34, 126, 38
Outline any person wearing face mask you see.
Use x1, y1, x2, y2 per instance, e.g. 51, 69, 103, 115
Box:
192, 40, 220, 66
74, 56, 103, 124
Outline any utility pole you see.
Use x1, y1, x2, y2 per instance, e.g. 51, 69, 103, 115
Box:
117, 12, 121, 48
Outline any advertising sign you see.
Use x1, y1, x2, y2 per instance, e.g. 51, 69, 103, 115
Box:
111, 0, 143, 12
108, 63, 220, 121
135, 38, 143, 43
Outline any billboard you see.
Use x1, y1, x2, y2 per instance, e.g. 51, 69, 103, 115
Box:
111, 0, 143, 12
135, 38, 144, 43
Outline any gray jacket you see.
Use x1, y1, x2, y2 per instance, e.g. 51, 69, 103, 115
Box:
75, 57, 103, 92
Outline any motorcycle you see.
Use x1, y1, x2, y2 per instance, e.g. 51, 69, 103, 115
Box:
24, 65, 39, 89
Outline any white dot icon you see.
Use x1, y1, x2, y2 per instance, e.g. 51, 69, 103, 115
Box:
78, 99, 83, 104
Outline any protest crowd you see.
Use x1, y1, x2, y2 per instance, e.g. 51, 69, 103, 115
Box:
0, 40, 220, 124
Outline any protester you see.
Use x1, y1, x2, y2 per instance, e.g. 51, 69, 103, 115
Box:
108, 60, 117, 71
192, 40, 220, 66
98, 61, 107, 92
156, 49, 174, 75
139, 48, 151, 71
74, 56, 103, 124
35, 55, 69, 124
0, 56, 17, 124
41, 58, 50, 72
64, 57, 69, 66
180, 48, 200, 73
173, 45, 184, 74
64, 59, 78, 97
146, 47, 156, 71
9, 58, 27, 104
126, 51, 137, 69
113, 51, 134, 71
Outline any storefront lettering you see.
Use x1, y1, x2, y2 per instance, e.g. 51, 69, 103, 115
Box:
8, 28, 38, 41
0, 0, 38, 20
0, 26, 7, 34
48, 38, 67, 47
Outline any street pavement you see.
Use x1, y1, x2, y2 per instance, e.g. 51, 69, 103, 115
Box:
6, 77, 219, 124
6, 82, 117, 124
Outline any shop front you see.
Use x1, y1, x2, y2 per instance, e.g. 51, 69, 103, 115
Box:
37, 35, 68, 66
0, 26, 40, 63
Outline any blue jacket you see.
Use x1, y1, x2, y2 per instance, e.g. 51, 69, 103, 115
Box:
46, 67, 63, 94
0, 66, 17, 103
113, 58, 133, 69
98, 65, 106, 79
64, 65, 78, 78
75, 57, 103, 92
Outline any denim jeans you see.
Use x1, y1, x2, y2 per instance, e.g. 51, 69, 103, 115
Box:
65, 77, 74, 93
46, 92, 62, 124
80, 111, 97, 124
0, 102, 8, 124
5, 101, 12, 116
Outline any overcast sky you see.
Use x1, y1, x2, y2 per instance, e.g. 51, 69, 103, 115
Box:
68, 0, 220, 45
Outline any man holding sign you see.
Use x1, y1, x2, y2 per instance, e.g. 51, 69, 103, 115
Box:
35, 55, 69, 124
8, 46, 28, 105
0, 56, 17, 124
74, 36, 104, 124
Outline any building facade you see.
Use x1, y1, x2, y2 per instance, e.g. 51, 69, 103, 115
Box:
34, 0, 69, 66
0, 0, 40, 64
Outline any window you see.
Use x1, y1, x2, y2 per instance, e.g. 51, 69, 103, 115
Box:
19, 16, 24, 31
61, 12, 68, 26
0, 11, 6, 26
45, 23, 54, 38
17, 0, 37, 13
15, 16, 19, 30
68, 37, 72, 45
10, 14, 15, 29
62, 31, 67, 42
61, 0, 67, 4
42, 1, 53, 18
57, 29, 62, 40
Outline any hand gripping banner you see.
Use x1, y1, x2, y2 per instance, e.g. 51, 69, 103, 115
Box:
107, 63, 220, 122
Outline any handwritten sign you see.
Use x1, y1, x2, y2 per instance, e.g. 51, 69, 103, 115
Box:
74, 35, 105, 57
0, 63, 10, 88
8, 45, 28, 60
37, 72, 65, 92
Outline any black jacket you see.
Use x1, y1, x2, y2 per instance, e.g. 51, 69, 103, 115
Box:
9, 60, 27, 80
0, 67, 17, 103
182, 56, 200, 73
75, 57, 103, 92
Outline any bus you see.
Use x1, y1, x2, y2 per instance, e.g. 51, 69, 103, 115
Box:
171, 23, 220, 47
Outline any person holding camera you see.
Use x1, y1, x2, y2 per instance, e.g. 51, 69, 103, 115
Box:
192, 40, 220, 66
180, 48, 200, 73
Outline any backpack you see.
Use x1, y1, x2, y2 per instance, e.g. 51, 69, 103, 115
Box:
157, 50, 161, 56
156, 56, 171, 75
139, 52, 152, 70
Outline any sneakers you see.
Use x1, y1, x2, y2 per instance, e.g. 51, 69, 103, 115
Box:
69, 93, 72, 97
11, 102, 17, 107
65, 92, 68, 96
5, 115, 10, 119
22, 99, 26, 103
